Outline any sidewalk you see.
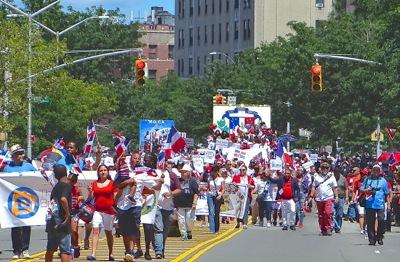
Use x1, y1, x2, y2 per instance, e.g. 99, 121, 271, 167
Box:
17, 221, 234, 261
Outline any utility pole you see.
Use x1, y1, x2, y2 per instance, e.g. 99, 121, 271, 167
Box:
377, 116, 381, 158
284, 100, 292, 151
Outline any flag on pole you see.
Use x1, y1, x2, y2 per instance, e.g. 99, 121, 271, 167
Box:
386, 127, 397, 141
166, 126, 186, 153
157, 150, 166, 169
84, 120, 96, 155
276, 140, 293, 167
112, 131, 130, 157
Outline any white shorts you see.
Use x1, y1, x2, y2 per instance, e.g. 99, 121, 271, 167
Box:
357, 205, 365, 215
92, 211, 115, 231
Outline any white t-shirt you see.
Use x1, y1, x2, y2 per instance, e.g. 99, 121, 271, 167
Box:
157, 170, 175, 210
313, 172, 337, 201
209, 177, 224, 196
222, 176, 232, 184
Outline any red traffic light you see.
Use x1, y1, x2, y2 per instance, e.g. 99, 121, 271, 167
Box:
136, 59, 146, 70
311, 64, 321, 75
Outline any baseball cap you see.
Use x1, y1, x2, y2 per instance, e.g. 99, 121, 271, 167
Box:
10, 144, 24, 155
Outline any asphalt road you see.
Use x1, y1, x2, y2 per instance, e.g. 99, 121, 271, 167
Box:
198, 214, 400, 262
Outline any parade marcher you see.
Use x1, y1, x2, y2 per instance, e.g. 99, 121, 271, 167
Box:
220, 168, 232, 224
309, 162, 338, 236
333, 167, 348, 233
153, 160, 181, 259
86, 165, 118, 261
346, 167, 361, 222
3, 144, 36, 259
277, 168, 300, 231
45, 164, 72, 262
354, 170, 368, 235
206, 166, 225, 233
254, 170, 269, 227
174, 164, 199, 240
69, 173, 84, 258
233, 165, 255, 229
361, 165, 389, 245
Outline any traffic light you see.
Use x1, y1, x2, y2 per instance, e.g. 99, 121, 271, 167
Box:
213, 94, 226, 104
310, 63, 322, 92
135, 58, 146, 86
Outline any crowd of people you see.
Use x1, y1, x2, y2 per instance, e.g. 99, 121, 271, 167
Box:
0, 123, 398, 261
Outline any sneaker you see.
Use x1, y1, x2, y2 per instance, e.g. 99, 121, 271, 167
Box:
134, 249, 144, 259
74, 246, 81, 258
181, 234, 188, 240
361, 229, 367, 235
289, 226, 296, 231
243, 225, 248, 229
368, 240, 376, 246
84, 239, 90, 250
124, 252, 134, 262
266, 222, 271, 228
21, 251, 31, 259
279, 221, 284, 226
297, 223, 304, 228
87, 255, 96, 261
282, 226, 288, 230
12, 254, 20, 259
155, 253, 163, 259
109, 255, 115, 261
145, 252, 152, 260
235, 223, 240, 228
187, 231, 192, 239
334, 229, 341, 233
377, 239, 383, 245
272, 221, 277, 226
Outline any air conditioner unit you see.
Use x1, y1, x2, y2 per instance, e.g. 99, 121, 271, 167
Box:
315, 3, 324, 8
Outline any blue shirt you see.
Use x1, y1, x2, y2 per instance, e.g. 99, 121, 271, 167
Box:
3, 161, 37, 172
362, 177, 389, 209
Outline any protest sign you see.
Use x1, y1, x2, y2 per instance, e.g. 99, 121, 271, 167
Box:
215, 138, 229, 150
270, 158, 283, 170
139, 119, 175, 150
309, 154, 319, 163
192, 156, 204, 173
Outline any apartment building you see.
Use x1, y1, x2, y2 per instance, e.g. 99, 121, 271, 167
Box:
175, 0, 334, 77
138, 7, 175, 80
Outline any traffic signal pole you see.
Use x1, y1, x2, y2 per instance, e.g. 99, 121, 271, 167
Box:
314, 53, 381, 65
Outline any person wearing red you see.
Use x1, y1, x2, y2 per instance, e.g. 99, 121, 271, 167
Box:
87, 165, 118, 261
233, 165, 255, 229
277, 168, 300, 231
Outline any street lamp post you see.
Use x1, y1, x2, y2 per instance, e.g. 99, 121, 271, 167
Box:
1, 0, 110, 158
284, 100, 292, 151
209, 51, 235, 64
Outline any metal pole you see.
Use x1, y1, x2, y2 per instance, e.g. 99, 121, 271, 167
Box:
286, 121, 290, 152
27, 16, 32, 159
376, 116, 381, 158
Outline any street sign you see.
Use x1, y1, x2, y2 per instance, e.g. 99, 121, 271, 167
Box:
371, 131, 384, 141
227, 96, 236, 105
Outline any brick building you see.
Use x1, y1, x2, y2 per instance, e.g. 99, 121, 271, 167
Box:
138, 7, 175, 80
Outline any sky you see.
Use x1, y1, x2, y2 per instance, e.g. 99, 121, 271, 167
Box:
14, 0, 174, 22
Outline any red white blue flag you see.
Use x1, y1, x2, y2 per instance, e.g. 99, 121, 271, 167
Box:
84, 120, 96, 155
112, 131, 130, 157
166, 126, 186, 153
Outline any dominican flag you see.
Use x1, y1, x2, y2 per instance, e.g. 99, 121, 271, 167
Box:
386, 127, 397, 141
54, 137, 65, 150
112, 131, 130, 157
166, 126, 186, 153
84, 120, 96, 155
157, 150, 166, 169
276, 140, 293, 167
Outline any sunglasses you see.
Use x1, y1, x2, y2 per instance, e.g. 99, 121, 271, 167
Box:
240, 169, 246, 171
321, 167, 329, 169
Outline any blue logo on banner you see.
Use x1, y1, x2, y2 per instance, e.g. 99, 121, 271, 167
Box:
7, 187, 39, 219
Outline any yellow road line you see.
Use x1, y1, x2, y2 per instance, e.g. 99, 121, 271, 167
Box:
171, 226, 237, 262
186, 228, 243, 262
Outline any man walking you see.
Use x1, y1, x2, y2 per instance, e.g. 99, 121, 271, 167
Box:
309, 162, 338, 236
3, 144, 36, 259
361, 165, 389, 245
333, 167, 348, 233
45, 164, 72, 262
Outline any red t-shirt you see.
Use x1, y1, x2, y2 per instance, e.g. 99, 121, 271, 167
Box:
71, 185, 81, 210
232, 175, 255, 199
281, 178, 293, 200
92, 180, 118, 215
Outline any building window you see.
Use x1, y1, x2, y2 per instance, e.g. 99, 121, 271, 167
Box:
244, 0, 250, 9
315, 0, 324, 8
189, 58, 193, 75
243, 19, 249, 40
204, 25, 208, 44
234, 21, 239, 39
181, 59, 185, 75
149, 44, 157, 59
190, 0, 194, 16
197, 57, 201, 74
247, 19, 251, 39
204, 55, 207, 67
211, 24, 215, 44
148, 69, 157, 80
181, 29, 185, 47
197, 26, 201, 45
218, 23, 222, 43
218, 53, 222, 60
205, 0, 208, 15
182, 0, 185, 18
225, 22, 229, 42
198, 0, 201, 15
226, 0, 229, 12
212, 0, 215, 14
219, 0, 222, 13
177, 60, 181, 76
235, 0, 239, 8
168, 45, 174, 59
189, 28, 193, 46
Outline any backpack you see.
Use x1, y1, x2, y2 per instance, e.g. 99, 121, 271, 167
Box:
45, 198, 62, 232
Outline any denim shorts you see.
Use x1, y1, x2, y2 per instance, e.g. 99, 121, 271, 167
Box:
47, 230, 71, 254
117, 206, 141, 237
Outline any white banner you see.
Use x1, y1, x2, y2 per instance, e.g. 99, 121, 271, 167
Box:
223, 183, 248, 219
0, 171, 160, 228
195, 192, 208, 216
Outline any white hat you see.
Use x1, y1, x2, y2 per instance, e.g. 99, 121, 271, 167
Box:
180, 164, 192, 172
10, 144, 24, 155
372, 164, 381, 169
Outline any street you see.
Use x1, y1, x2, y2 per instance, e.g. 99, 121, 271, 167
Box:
198, 215, 400, 262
